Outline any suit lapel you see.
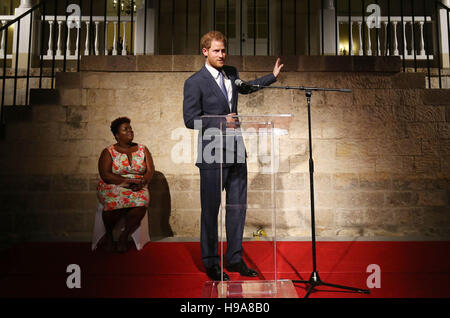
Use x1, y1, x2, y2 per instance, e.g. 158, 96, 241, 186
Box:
200, 66, 229, 112
224, 67, 238, 114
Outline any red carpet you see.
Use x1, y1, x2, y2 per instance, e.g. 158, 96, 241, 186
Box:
1, 241, 449, 298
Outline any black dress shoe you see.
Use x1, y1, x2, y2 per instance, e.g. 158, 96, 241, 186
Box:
206, 265, 230, 281
226, 260, 258, 277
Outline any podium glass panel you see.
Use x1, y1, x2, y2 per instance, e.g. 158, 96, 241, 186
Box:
202, 280, 298, 298
200, 114, 296, 298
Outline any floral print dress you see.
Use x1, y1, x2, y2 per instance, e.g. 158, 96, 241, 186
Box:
97, 144, 150, 212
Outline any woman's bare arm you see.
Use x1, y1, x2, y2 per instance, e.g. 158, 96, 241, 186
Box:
142, 146, 155, 185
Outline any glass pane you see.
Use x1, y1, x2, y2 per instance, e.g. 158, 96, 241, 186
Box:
247, 0, 268, 39
216, 11, 226, 23
248, 24, 255, 38
257, 24, 267, 39
229, 24, 236, 39
216, 23, 226, 35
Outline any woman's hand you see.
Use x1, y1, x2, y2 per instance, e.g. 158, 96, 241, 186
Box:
118, 178, 140, 189
129, 178, 149, 192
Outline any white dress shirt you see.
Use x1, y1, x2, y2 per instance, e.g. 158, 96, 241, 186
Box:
205, 62, 233, 112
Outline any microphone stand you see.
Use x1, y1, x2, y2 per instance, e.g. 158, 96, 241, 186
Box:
246, 83, 370, 298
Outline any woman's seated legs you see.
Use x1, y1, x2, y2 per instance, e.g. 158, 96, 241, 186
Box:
117, 206, 147, 253
101, 208, 128, 252
117, 206, 147, 252
100, 206, 147, 253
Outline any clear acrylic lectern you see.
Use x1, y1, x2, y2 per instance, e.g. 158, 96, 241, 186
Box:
200, 114, 297, 298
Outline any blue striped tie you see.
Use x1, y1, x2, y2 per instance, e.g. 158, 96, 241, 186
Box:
218, 71, 228, 100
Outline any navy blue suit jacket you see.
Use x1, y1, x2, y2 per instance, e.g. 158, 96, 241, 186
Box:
183, 65, 276, 169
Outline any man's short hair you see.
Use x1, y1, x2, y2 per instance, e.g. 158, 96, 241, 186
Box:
200, 30, 227, 50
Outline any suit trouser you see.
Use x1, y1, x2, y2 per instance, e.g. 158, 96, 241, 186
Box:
199, 163, 248, 269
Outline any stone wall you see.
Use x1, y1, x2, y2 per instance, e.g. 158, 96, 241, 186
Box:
0, 56, 449, 244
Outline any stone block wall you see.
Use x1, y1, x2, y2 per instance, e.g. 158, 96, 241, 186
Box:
0, 56, 449, 243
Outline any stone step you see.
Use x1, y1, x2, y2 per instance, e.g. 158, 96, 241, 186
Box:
1, 105, 32, 122
0, 106, 32, 139
29, 88, 60, 105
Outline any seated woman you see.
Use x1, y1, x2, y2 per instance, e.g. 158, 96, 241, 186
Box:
97, 117, 154, 252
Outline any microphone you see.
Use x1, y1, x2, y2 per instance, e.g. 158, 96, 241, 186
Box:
235, 79, 258, 89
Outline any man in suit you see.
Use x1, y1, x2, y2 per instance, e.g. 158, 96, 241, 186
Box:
183, 31, 283, 281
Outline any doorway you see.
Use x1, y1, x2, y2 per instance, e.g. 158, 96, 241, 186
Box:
215, 0, 269, 56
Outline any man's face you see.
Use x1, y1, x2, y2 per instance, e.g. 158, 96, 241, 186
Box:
202, 40, 226, 69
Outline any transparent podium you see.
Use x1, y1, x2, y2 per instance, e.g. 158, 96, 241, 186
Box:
200, 114, 298, 298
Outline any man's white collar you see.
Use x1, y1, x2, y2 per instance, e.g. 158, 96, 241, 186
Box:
205, 63, 222, 79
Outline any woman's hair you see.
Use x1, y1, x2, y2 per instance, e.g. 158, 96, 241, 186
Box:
200, 30, 227, 50
110, 116, 131, 137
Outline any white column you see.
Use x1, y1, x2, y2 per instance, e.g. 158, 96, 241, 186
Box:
12, 0, 40, 67
56, 20, 63, 56
439, 1, 450, 67
104, 21, 109, 55
19, 0, 35, 8
367, 23, 372, 56
324, 0, 334, 8
358, 21, 363, 55
66, 22, 72, 56
320, 0, 337, 55
112, 21, 118, 55
122, 21, 127, 55
84, 21, 90, 56
75, 22, 80, 57
393, 21, 399, 56
377, 26, 381, 56
419, 21, 425, 56
383, 22, 388, 55
349, 21, 354, 55
47, 20, 54, 56
0, 21, 6, 57
95, 21, 100, 55
134, 0, 156, 55
403, 21, 408, 56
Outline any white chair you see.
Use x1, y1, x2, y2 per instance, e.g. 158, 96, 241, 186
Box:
91, 202, 150, 251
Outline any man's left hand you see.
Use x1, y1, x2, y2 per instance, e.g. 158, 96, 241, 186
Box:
273, 58, 284, 78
